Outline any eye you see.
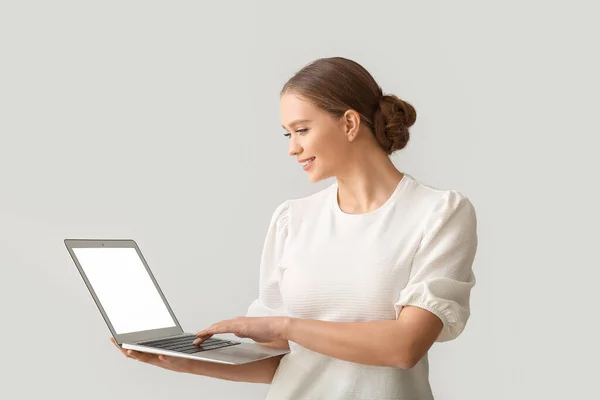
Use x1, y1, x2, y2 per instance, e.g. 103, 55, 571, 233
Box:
283, 128, 308, 139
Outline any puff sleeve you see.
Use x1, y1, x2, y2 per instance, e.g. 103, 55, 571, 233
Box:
394, 190, 478, 342
245, 200, 290, 317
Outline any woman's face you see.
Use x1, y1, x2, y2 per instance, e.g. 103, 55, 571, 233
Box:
280, 92, 350, 183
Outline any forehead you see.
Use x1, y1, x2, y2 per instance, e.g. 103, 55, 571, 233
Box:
280, 93, 324, 127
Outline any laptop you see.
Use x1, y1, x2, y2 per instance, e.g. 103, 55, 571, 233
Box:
65, 239, 290, 365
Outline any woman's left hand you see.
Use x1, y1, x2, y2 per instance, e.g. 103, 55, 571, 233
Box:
193, 316, 290, 345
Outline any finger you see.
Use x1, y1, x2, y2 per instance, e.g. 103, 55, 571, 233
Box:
110, 337, 129, 357
195, 322, 221, 336
192, 333, 213, 345
126, 349, 139, 359
207, 324, 235, 335
194, 323, 234, 342
196, 319, 237, 334
127, 350, 159, 364
193, 335, 212, 345
194, 324, 220, 343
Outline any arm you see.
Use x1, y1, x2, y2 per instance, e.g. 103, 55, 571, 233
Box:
261, 339, 291, 350
197, 307, 441, 369
283, 305, 442, 369
187, 339, 289, 382
190, 354, 285, 384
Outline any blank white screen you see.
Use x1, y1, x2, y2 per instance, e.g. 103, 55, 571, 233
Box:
72, 247, 176, 334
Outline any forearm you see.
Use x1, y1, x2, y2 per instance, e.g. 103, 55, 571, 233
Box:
189, 354, 284, 384
284, 318, 409, 368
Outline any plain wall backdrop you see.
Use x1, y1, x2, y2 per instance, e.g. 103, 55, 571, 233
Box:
1, 1, 599, 399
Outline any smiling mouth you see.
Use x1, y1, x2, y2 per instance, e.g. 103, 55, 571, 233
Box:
301, 157, 315, 168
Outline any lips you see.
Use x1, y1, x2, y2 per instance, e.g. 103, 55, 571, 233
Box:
300, 157, 315, 167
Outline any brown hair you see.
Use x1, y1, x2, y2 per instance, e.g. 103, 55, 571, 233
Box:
281, 57, 417, 155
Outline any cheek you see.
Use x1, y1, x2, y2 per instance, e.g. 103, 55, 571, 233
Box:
315, 136, 345, 167
309, 132, 338, 157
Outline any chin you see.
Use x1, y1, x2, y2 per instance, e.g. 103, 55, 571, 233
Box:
307, 169, 330, 183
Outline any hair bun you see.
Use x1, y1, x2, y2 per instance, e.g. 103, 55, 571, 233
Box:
372, 94, 417, 155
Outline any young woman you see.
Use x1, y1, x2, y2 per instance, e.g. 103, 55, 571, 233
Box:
114, 57, 478, 399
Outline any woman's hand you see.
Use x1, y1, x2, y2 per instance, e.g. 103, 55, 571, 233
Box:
110, 337, 196, 374
194, 316, 291, 345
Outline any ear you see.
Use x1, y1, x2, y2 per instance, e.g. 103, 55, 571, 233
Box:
342, 109, 361, 142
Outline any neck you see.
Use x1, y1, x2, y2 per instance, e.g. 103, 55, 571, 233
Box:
335, 149, 404, 214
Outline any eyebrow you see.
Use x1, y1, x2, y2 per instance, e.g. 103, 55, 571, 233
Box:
282, 119, 312, 130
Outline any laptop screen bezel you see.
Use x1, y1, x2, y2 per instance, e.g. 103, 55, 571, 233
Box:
64, 239, 184, 345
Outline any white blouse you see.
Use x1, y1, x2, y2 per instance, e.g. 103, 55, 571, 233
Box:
246, 173, 478, 400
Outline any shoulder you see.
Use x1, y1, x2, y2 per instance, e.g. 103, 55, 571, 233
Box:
402, 174, 476, 223
269, 199, 291, 231
272, 182, 335, 226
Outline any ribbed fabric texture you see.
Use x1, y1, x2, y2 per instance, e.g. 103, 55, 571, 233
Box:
246, 173, 478, 400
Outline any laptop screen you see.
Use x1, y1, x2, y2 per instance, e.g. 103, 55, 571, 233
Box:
72, 247, 177, 334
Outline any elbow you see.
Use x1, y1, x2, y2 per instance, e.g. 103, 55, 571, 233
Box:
389, 350, 422, 370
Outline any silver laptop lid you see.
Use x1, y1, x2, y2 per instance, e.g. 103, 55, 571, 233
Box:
64, 239, 184, 345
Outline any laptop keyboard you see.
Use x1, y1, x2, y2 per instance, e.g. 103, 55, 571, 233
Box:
138, 334, 240, 354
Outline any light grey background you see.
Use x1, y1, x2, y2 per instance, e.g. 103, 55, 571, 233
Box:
1, 1, 598, 399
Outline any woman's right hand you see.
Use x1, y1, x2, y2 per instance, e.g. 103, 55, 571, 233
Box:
110, 337, 196, 374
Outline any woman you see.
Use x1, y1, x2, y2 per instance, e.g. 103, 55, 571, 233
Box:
113, 57, 478, 399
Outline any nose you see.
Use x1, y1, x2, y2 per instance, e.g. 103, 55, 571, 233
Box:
288, 134, 302, 157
